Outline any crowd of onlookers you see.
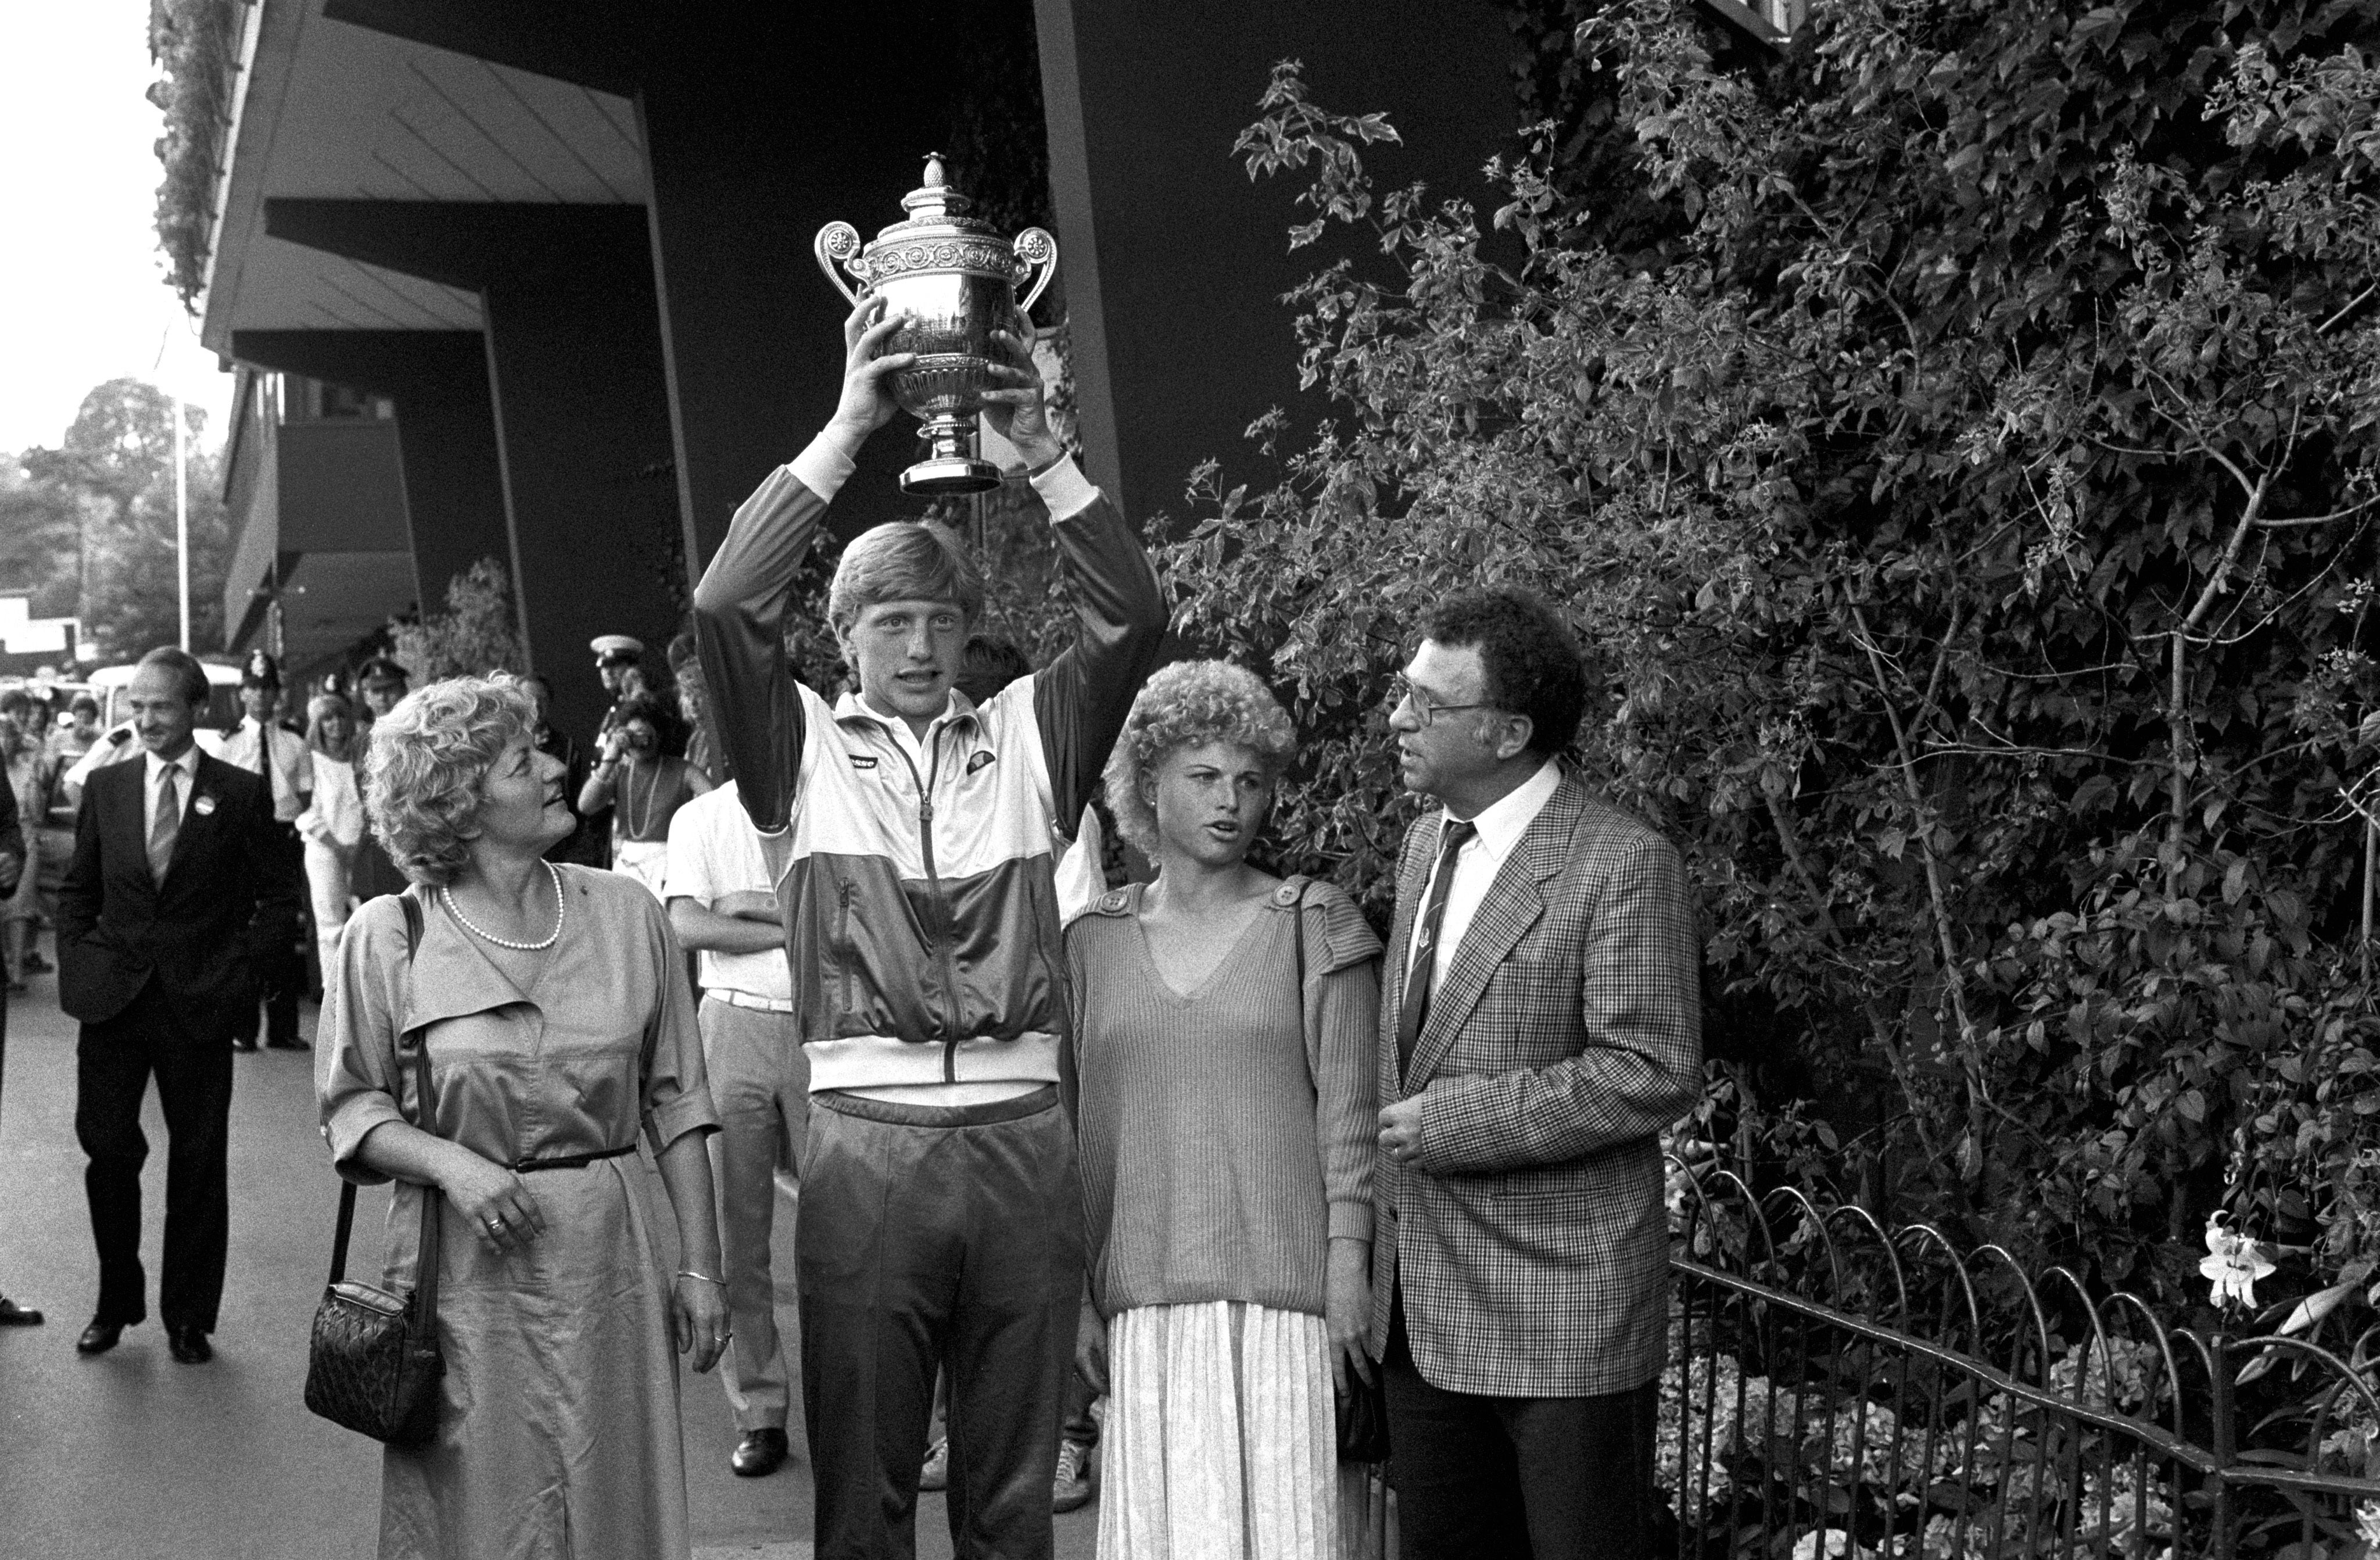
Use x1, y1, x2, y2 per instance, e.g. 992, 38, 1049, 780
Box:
14, 299, 1706, 1560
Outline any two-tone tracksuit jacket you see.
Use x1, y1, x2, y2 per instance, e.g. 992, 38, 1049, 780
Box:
690, 437, 1166, 1093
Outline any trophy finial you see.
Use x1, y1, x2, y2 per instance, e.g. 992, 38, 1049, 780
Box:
902, 153, 968, 220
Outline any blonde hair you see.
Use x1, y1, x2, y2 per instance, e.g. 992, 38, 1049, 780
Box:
1101, 660, 1296, 857
362, 674, 536, 886
828, 520, 985, 635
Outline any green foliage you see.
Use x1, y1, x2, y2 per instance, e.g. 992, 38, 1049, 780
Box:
1166, 0, 2380, 1314
388, 557, 525, 684
16, 378, 228, 659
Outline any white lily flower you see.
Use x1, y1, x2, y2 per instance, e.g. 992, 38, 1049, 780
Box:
2200, 1213, 2275, 1311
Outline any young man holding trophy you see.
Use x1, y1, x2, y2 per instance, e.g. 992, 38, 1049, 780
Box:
692, 288, 1165, 1557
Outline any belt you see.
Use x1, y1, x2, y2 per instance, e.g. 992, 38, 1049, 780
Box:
709, 988, 796, 1014
512, 1144, 637, 1173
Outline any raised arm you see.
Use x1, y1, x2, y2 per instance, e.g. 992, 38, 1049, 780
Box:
977, 319, 1167, 823
692, 297, 915, 835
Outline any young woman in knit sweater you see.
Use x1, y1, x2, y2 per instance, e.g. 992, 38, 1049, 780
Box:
1067, 660, 1382, 1559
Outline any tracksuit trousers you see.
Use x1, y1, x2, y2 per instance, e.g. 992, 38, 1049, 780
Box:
799, 1084, 1083, 1560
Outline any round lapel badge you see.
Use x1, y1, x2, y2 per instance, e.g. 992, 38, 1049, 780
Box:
193, 794, 217, 817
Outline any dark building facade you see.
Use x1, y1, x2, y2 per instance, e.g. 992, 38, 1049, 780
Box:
199, 1, 1538, 738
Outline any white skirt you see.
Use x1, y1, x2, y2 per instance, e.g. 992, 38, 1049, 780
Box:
1098, 1300, 1372, 1560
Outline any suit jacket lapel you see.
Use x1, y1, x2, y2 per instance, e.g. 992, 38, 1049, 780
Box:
1382, 820, 1432, 1095
1404, 775, 1588, 1090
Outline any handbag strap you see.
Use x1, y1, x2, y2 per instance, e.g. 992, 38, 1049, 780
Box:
328, 890, 438, 1292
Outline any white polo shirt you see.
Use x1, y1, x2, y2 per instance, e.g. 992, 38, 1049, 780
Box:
664, 780, 794, 1003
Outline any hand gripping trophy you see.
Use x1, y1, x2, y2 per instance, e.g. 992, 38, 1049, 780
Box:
813, 155, 1058, 495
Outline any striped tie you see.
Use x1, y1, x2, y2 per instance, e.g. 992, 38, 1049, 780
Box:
149, 765, 181, 884
1396, 818, 1475, 1074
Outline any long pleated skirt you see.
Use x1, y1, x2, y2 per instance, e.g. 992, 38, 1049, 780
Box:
1098, 1300, 1371, 1560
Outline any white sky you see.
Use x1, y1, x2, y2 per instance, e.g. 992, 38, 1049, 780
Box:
1, 2, 234, 455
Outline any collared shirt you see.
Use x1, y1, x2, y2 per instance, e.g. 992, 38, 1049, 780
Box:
1404, 757, 1562, 995
141, 745, 200, 843
217, 718, 313, 821
663, 780, 794, 1003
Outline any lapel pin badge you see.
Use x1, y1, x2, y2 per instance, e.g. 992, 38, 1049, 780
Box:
193, 795, 217, 817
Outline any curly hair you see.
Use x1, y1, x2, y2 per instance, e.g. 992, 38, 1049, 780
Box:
363, 674, 536, 886
1102, 660, 1296, 858
1420, 587, 1589, 756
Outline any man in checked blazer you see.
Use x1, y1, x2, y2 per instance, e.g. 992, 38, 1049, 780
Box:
1370, 588, 1703, 1559
58, 647, 296, 1365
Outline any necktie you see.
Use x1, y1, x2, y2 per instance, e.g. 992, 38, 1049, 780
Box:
1396, 818, 1476, 1074
150, 764, 181, 883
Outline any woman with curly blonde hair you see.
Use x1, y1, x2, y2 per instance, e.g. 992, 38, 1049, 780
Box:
1068, 659, 1382, 1559
314, 673, 726, 1560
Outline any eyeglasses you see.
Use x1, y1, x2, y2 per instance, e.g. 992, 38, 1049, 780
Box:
1388, 673, 1495, 728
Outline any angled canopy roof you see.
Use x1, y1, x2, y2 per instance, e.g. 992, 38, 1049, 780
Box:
199, 0, 645, 350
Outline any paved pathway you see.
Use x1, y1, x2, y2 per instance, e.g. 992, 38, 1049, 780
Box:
0, 965, 1095, 1558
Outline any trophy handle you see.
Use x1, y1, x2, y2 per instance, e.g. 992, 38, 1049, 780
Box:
1013, 228, 1058, 316
813, 222, 866, 306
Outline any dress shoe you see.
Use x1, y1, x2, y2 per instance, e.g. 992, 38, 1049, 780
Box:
0, 1294, 43, 1326
232, 1036, 260, 1053
730, 1426, 788, 1477
1052, 1437, 1096, 1513
266, 1035, 310, 1050
75, 1319, 126, 1355
166, 1324, 213, 1364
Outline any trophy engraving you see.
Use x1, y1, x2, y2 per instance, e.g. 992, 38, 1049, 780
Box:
813, 155, 1058, 496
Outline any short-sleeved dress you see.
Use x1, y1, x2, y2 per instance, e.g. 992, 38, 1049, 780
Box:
317, 866, 719, 1560
1068, 877, 1382, 1560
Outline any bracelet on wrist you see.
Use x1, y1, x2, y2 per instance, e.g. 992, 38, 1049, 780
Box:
675, 1269, 726, 1287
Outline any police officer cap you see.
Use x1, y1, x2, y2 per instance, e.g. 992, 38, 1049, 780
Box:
241, 649, 282, 689
357, 655, 409, 688
590, 634, 644, 664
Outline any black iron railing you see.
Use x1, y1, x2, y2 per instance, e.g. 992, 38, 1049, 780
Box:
1664, 1164, 2380, 1559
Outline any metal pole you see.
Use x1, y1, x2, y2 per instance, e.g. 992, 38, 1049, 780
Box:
173, 391, 191, 651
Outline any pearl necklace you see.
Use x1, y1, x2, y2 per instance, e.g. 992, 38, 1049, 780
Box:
441, 861, 567, 951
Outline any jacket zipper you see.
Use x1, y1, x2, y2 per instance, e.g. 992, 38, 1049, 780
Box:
887, 728, 967, 1083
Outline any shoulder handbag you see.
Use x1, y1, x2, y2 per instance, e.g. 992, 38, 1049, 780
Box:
303, 892, 447, 1447
1286, 876, 1396, 1466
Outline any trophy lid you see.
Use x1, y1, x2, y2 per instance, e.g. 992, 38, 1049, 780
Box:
873, 153, 1001, 244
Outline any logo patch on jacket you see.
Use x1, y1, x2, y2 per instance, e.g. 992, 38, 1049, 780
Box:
966, 751, 997, 775
845, 753, 879, 770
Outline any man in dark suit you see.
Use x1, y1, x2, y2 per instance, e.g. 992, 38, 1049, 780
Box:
59, 646, 298, 1364
1370, 588, 1704, 1559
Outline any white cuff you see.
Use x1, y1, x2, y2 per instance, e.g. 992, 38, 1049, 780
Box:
788, 431, 862, 503
1029, 455, 1098, 523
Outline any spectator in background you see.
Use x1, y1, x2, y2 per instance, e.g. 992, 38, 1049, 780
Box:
1070, 661, 1381, 1557
293, 692, 364, 977
578, 692, 709, 900
524, 676, 604, 868
665, 777, 803, 1479
217, 652, 314, 1051
51, 693, 101, 770
0, 689, 58, 992
666, 632, 723, 785
354, 656, 409, 728
348, 657, 412, 903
